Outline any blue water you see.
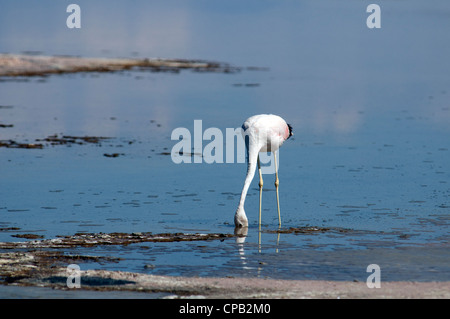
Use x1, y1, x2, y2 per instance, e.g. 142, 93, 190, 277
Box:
1, 0, 449, 283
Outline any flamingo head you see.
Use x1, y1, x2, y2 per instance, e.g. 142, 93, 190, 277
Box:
234, 208, 248, 228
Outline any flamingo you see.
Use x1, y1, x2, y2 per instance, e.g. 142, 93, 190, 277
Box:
234, 114, 293, 228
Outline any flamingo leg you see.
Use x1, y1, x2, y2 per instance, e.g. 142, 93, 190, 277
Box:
273, 151, 281, 227
257, 155, 263, 230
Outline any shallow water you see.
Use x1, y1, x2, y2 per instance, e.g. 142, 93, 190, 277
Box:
1, 0, 450, 288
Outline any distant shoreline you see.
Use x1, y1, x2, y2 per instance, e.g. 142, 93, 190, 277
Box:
0, 54, 241, 77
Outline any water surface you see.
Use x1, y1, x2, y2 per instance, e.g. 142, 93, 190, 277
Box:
1, 0, 449, 284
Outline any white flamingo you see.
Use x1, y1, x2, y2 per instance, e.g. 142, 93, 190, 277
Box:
235, 114, 293, 228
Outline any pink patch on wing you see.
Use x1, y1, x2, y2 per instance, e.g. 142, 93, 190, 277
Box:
284, 125, 289, 140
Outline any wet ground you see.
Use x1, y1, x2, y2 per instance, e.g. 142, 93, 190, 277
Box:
1, 246, 449, 298
1, 0, 450, 297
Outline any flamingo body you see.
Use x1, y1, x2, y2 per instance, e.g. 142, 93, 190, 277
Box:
235, 114, 293, 228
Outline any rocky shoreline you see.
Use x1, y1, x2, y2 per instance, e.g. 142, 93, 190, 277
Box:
1, 232, 449, 299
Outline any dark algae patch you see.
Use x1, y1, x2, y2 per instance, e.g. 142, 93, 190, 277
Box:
0, 140, 44, 149
0, 231, 233, 249
11, 234, 44, 240
1, 134, 112, 149
36, 134, 113, 146
103, 153, 124, 158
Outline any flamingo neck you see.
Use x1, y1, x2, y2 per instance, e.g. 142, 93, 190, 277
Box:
237, 159, 257, 210
236, 142, 259, 213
